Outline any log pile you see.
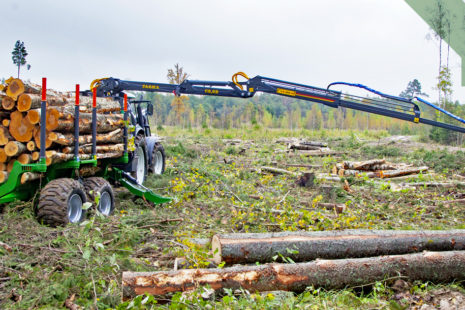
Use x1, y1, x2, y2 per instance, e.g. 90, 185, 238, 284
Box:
0, 77, 124, 185
332, 159, 428, 179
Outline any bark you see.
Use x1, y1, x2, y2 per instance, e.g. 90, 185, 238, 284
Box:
62, 143, 124, 154
122, 251, 465, 299
54, 128, 123, 146
67, 96, 121, 113
211, 229, 465, 265
377, 166, 428, 178
4, 141, 26, 157
56, 113, 123, 133
17, 93, 41, 112
9, 111, 34, 142
343, 159, 386, 170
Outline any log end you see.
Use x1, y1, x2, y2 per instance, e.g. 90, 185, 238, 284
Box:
211, 235, 223, 265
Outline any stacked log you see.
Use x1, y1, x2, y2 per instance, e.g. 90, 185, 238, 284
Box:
332, 159, 428, 179
0, 77, 124, 185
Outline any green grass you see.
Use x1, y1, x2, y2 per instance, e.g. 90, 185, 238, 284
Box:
1, 128, 464, 309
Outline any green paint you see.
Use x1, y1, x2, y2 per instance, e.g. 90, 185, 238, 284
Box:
405, 0, 465, 85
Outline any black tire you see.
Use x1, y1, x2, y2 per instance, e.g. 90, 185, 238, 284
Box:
83, 177, 115, 216
131, 134, 148, 184
36, 178, 87, 227
149, 142, 166, 175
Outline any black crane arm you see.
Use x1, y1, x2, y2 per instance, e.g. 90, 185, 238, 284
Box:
90, 72, 465, 134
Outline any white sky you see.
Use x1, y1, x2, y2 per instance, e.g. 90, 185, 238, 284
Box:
1, 0, 464, 102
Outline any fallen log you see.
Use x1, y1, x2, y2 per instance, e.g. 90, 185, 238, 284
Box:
122, 251, 465, 299
211, 229, 465, 265
288, 143, 322, 151
378, 166, 428, 178
295, 150, 344, 157
261, 166, 297, 176
343, 159, 386, 170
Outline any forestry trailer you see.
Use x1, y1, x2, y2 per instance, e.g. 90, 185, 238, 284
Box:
1, 72, 465, 227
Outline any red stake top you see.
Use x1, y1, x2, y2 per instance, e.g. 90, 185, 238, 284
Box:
92, 88, 97, 108
75, 84, 80, 106
41, 77, 46, 101
124, 94, 128, 112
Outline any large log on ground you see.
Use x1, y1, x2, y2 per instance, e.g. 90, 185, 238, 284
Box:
343, 159, 386, 170
211, 230, 465, 265
54, 128, 123, 146
377, 166, 428, 178
122, 251, 465, 299
9, 111, 33, 142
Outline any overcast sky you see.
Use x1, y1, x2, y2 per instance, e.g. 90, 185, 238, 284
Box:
1, 0, 464, 102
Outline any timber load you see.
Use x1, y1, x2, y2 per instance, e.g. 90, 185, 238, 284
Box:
331, 159, 428, 178
0, 77, 124, 185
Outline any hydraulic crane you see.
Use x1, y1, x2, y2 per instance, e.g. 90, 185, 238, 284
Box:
91, 72, 465, 134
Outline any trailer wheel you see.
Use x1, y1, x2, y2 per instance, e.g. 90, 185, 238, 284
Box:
36, 178, 87, 227
131, 134, 148, 184
149, 142, 166, 175
83, 177, 115, 216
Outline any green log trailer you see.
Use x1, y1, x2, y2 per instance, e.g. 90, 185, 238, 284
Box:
0, 78, 171, 227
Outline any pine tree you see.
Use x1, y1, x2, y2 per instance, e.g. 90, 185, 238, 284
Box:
11, 40, 31, 78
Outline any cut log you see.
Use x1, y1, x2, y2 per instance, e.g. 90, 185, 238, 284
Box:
54, 128, 123, 146
1, 95, 15, 110
0, 171, 8, 184
26, 141, 36, 151
122, 251, 465, 299
31, 152, 39, 161
33, 127, 53, 149
378, 166, 429, 178
317, 202, 346, 214
17, 93, 41, 112
9, 111, 34, 142
55, 114, 123, 133
45, 150, 123, 166
343, 159, 386, 170
295, 150, 344, 157
25, 109, 40, 125
342, 170, 377, 178
211, 229, 465, 265
62, 143, 124, 155
7, 159, 17, 172
0, 163, 6, 171
17, 153, 32, 165
23, 82, 41, 95
4, 141, 26, 157
2, 119, 9, 127
46, 108, 60, 131
20, 172, 41, 184
0, 148, 8, 163
0, 126, 11, 146
5, 78, 24, 100
67, 96, 121, 113
288, 143, 322, 151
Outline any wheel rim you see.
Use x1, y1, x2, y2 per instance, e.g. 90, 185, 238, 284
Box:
98, 191, 112, 216
153, 150, 163, 174
68, 193, 83, 223
136, 146, 145, 184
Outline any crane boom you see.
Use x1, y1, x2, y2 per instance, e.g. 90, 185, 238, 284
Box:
91, 72, 465, 134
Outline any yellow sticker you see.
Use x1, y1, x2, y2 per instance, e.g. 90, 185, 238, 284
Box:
277, 88, 296, 96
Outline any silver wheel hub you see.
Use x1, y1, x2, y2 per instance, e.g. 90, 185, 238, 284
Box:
153, 150, 163, 174
98, 191, 112, 216
68, 193, 83, 223
136, 146, 145, 184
